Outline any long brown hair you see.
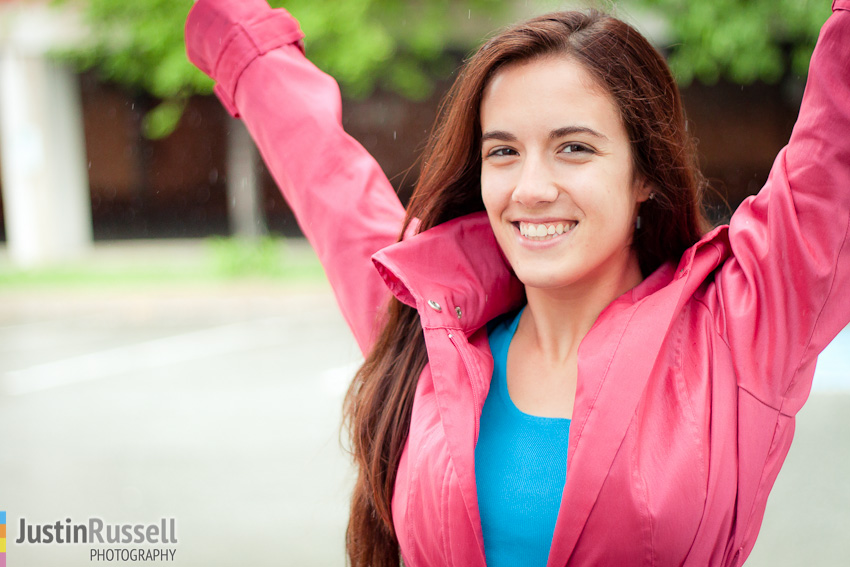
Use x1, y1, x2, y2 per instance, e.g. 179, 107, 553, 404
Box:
343, 10, 709, 566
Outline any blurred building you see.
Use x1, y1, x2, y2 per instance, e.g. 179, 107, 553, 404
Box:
69, 71, 446, 240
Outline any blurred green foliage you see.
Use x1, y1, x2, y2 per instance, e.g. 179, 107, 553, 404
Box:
206, 236, 289, 278
53, 0, 208, 138
55, 0, 504, 138
277, 0, 505, 100
0, 236, 326, 288
635, 0, 832, 85
56, 0, 834, 138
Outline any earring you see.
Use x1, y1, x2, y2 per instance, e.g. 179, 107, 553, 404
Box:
648, 192, 656, 200
636, 215, 642, 230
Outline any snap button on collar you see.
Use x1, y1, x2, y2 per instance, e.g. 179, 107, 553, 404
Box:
427, 299, 442, 312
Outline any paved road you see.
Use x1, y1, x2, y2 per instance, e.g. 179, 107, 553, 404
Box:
0, 282, 360, 566
0, 266, 848, 565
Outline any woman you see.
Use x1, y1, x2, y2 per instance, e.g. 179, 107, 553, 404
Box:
186, 1, 850, 565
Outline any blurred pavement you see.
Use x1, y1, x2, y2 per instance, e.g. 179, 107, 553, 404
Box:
0, 240, 848, 566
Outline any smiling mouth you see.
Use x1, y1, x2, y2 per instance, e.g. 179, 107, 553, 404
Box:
517, 220, 577, 241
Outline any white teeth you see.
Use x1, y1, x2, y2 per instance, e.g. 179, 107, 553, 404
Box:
518, 221, 576, 240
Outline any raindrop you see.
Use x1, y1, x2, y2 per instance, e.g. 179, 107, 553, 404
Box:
393, 130, 397, 140
87, 160, 92, 170
468, 9, 471, 19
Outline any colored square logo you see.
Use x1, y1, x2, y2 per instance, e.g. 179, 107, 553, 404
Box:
1, 510, 5, 567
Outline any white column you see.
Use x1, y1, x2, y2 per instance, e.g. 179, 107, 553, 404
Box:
226, 118, 266, 239
0, 1, 91, 267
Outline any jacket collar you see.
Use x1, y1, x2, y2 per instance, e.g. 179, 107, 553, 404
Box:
371, 212, 526, 334
371, 211, 705, 329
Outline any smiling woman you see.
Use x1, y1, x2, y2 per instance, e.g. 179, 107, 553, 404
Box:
185, 1, 850, 566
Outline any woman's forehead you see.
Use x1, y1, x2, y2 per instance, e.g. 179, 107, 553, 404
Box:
480, 56, 625, 140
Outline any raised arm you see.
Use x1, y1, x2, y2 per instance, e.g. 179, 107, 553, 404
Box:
185, 0, 406, 354
716, 0, 850, 411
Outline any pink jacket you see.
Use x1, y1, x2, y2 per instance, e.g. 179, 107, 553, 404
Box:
186, 1, 850, 565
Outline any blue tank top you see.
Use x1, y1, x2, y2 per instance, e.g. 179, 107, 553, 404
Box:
474, 307, 571, 567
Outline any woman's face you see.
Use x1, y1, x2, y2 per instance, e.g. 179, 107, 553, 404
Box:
480, 55, 650, 294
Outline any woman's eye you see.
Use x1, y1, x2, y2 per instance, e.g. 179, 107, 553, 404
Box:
561, 143, 591, 154
486, 147, 518, 158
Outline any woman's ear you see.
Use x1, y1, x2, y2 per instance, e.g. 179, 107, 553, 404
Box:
634, 175, 655, 203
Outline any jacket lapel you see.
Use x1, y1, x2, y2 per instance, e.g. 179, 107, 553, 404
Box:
547, 229, 729, 566
546, 272, 687, 566
372, 212, 524, 566
425, 327, 491, 566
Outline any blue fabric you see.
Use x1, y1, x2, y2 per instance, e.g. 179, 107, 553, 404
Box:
475, 307, 571, 567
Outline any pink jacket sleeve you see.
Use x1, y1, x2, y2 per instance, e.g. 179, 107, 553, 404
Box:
717, 0, 850, 413
185, 0, 406, 354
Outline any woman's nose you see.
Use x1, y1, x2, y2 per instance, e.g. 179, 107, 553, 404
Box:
511, 158, 559, 206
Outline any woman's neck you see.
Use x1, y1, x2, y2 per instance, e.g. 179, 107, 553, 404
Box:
520, 256, 644, 364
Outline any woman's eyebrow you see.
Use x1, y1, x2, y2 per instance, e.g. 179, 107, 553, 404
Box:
549, 125, 609, 141
481, 130, 517, 143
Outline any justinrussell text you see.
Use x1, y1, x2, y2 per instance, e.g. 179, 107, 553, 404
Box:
15, 517, 178, 544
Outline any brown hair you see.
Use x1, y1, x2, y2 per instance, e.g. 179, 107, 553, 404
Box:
344, 10, 710, 566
